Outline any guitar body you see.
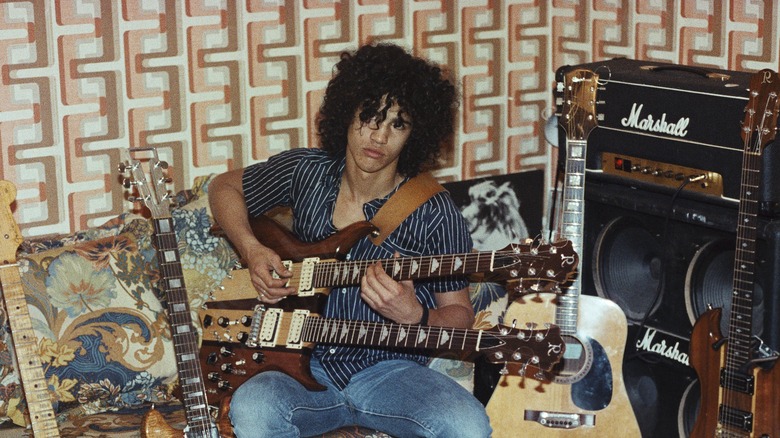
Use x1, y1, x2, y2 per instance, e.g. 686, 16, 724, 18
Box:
690, 308, 780, 438
250, 214, 377, 262
201, 294, 328, 407
486, 293, 640, 438
141, 399, 234, 438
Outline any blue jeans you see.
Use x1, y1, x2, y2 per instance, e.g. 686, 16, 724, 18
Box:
229, 358, 492, 438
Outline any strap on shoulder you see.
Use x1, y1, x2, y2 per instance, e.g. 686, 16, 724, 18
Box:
369, 172, 446, 246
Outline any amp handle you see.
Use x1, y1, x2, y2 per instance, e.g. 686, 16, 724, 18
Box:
641, 64, 730, 81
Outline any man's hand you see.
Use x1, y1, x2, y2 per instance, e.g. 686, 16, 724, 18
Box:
360, 259, 424, 324
243, 241, 294, 303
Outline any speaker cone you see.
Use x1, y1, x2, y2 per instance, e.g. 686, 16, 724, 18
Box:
684, 238, 765, 338
592, 216, 664, 322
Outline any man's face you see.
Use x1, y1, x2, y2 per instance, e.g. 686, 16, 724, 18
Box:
345, 101, 412, 175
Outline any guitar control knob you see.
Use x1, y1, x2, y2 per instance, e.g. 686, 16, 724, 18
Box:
240, 315, 252, 326
202, 315, 213, 328
207, 352, 218, 365
217, 316, 231, 327
220, 346, 234, 357
217, 381, 232, 391
207, 372, 220, 381
252, 352, 265, 363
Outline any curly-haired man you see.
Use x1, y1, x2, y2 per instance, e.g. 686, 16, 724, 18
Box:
209, 42, 491, 438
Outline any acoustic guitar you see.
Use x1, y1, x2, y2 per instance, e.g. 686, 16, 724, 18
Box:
485, 68, 641, 437
0, 180, 61, 437
119, 148, 224, 438
689, 69, 780, 438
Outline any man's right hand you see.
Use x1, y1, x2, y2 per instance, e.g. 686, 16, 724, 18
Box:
243, 241, 294, 303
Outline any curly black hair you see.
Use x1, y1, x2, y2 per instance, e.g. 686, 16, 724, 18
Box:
317, 42, 459, 177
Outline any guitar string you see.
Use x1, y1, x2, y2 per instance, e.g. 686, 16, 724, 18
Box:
720, 88, 764, 430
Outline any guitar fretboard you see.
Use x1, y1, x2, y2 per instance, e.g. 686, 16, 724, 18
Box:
300, 316, 484, 351
311, 250, 551, 288
556, 138, 588, 335
151, 216, 217, 435
0, 264, 60, 437
726, 148, 762, 371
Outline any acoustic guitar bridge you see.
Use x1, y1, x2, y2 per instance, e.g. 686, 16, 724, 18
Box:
524, 410, 596, 429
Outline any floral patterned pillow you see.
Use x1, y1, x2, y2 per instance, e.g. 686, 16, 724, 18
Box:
0, 175, 238, 427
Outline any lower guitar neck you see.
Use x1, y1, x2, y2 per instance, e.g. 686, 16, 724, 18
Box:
0, 264, 61, 437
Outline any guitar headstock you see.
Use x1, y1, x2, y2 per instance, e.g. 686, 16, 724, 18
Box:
482, 322, 564, 381
557, 68, 602, 140
119, 147, 174, 219
742, 69, 780, 153
0, 181, 23, 264
482, 239, 578, 293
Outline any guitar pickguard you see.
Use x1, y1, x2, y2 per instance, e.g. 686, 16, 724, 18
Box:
571, 338, 612, 411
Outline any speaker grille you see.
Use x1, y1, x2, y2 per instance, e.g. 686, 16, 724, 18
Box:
591, 216, 664, 322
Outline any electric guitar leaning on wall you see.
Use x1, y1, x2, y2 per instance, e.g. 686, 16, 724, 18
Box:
486, 68, 641, 437
120, 148, 224, 438
197, 220, 576, 404
689, 69, 780, 438
0, 180, 61, 437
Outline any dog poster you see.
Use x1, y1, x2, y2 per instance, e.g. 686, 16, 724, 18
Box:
443, 170, 544, 251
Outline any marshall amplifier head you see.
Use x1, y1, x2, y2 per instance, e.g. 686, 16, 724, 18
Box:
555, 57, 780, 216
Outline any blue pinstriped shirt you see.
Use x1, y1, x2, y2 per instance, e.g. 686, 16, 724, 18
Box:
242, 148, 473, 389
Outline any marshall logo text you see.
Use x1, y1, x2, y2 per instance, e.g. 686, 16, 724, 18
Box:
621, 103, 690, 138
635, 327, 690, 366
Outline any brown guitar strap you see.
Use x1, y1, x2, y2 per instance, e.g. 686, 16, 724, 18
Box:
369, 171, 445, 246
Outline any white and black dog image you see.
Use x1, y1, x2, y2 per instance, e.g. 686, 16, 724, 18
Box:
460, 180, 529, 251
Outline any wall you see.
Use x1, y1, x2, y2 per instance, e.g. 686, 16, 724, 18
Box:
0, 0, 776, 237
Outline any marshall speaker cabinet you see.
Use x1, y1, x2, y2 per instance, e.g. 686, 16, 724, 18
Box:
554, 58, 780, 437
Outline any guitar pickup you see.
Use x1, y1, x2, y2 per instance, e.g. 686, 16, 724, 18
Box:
257, 307, 283, 348
296, 258, 318, 296
718, 404, 753, 432
720, 368, 754, 394
285, 309, 309, 349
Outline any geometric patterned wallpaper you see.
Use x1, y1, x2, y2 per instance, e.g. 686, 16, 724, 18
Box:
0, 0, 777, 237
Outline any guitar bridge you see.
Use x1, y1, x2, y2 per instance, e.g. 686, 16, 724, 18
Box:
524, 410, 596, 429
245, 304, 265, 347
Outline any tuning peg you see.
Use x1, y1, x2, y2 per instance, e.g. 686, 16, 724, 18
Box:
518, 363, 528, 377
156, 160, 169, 169
118, 162, 128, 173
